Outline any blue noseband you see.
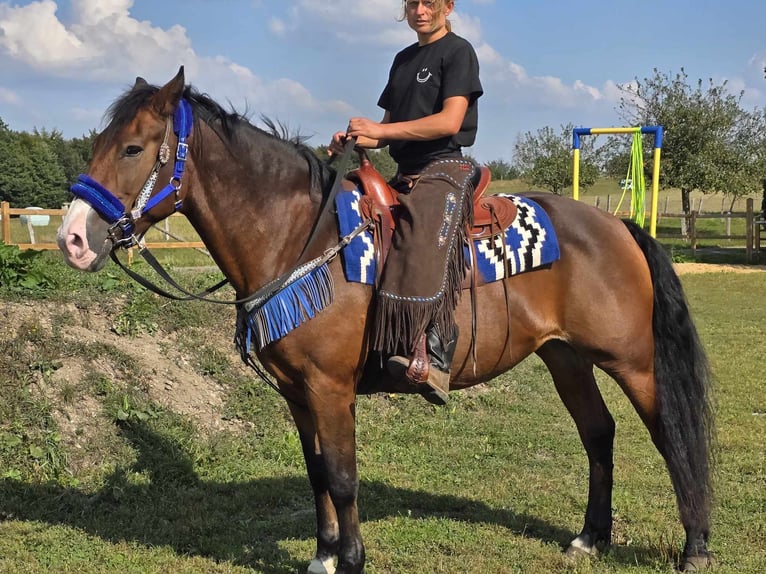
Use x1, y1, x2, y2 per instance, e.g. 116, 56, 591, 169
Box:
70, 98, 193, 243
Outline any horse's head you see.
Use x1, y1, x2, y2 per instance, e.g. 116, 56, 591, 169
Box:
58, 67, 191, 271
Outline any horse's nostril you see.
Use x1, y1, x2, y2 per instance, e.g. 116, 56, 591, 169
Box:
66, 232, 85, 254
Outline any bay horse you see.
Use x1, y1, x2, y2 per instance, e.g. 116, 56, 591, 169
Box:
57, 68, 714, 573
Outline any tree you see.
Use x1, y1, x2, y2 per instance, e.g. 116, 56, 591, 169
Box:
513, 123, 599, 195
36, 128, 94, 186
484, 159, 520, 181
0, 120, 72, 207
314, 145, 397, 181
617, 68, 766, 215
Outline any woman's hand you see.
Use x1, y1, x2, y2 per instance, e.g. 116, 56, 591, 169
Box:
328, 131, 349, 157
346, 117, 386, 141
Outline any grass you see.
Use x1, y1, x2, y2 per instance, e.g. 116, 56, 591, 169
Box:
0, 259, 765, 572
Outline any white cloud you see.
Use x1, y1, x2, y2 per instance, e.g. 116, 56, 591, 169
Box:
450, 11, 482, 44
0, 0, 90, 66
0, 0, 353, 129
284, 0, 410, 46
0, 0, 195, 78
0, 86, 19, 103
269, 17, 287, 36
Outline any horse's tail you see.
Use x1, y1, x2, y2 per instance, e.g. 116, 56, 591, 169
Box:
623, 220, 714, 532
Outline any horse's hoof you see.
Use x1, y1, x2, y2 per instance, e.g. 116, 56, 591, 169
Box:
565, 542, 599, 559
307, 557, 336, 574
681, 553, 715, 571
565, 532, 607, 560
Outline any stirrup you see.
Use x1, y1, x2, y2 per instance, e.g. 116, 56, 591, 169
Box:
386, 356, 449, 406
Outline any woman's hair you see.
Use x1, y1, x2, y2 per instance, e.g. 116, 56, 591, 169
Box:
399, 1, 453, 32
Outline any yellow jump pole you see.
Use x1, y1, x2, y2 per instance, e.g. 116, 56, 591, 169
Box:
572, 126, 663, 237
572, 148, 581, 200
649, 140, 663, 238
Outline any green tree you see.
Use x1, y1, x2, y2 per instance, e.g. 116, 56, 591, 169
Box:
513, 123, 599, 195
617, 68, 766, 215
314, 145, 397, 181
36, 128, 94, 186
484, 159, 520, 181
366, 148, 397, 181
0, 120, 34, 206
16, 132, 68, 207
0, 121, 69, 207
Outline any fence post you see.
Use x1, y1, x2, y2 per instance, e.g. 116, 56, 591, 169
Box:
1, 201, 10, 244
26, 218, 35, 244
745, 197, 755, 263
690, 211, 697, 255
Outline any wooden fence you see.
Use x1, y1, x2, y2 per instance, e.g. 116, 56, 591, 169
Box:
1, 202, 205, 251
2, 199, 764, 262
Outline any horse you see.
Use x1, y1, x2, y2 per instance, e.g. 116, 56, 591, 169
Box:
57, 67, 714, 573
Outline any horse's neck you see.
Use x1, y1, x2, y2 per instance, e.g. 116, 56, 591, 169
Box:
185, 131, 328, 297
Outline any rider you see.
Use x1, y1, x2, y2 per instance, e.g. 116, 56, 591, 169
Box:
329, 0, 483, 405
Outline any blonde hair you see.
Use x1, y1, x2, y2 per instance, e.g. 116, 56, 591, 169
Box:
400, 1, 453, 32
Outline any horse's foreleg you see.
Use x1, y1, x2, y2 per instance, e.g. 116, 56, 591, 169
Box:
288, 402, 341, 574
296, 385, 365, 574
537, 341, 615, 557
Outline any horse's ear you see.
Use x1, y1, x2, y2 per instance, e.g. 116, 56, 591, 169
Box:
133, 76, 148, 89
152, 66, 185, 118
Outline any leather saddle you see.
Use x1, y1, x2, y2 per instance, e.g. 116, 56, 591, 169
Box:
343, 149, 517, 264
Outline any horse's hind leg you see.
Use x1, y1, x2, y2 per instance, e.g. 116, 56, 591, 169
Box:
537, 340, 615, 557
602, 363, 713, 571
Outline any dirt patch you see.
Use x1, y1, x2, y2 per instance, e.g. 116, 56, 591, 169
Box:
673, 262, 766, 275
3, 300, 248, 443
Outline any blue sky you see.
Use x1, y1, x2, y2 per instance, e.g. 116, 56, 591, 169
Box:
1, 0, 765, 163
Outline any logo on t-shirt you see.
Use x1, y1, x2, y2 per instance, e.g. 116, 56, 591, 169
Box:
416, 67, 432, 83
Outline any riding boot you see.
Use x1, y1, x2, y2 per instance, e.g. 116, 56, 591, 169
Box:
387, 325, 458, 406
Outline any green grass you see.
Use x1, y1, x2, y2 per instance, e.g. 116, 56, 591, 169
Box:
1, 262, 764, 572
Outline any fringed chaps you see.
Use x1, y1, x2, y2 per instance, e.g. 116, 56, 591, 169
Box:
373, 158, 476, 354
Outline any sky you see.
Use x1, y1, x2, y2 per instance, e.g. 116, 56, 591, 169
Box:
1, 0, 765, 164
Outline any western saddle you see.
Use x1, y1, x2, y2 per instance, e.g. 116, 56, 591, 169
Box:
344, 149, 517, 262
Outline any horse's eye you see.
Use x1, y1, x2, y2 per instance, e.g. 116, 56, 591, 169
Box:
125, 145, 143, 157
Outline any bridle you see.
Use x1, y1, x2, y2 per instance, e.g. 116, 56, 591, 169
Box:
67, 98, 238, 303
70, 98, 194, 250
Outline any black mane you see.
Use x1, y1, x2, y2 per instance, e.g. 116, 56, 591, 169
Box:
102, 82, 335, 199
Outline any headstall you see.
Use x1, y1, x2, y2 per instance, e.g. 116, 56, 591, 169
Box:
69, 99, 193, 249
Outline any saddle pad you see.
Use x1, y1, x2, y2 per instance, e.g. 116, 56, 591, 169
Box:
335, 190, 559, 285
335, 188, 377, 284
468, 194, 560, 282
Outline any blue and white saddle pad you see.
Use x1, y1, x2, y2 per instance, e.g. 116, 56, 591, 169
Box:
335, 190, 560, 285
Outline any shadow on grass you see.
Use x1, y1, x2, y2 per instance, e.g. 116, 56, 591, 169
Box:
0, 421, 662, 572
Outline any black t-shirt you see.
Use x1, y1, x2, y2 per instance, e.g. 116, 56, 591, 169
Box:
378, 32, 483, 173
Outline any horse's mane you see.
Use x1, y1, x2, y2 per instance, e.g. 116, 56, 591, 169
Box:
102, 82, 334, 200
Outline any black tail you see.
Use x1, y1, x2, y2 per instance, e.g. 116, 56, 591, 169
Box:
623, 220, 714, 533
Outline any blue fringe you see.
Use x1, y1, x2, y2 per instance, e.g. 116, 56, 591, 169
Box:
238, 263, 334, 353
